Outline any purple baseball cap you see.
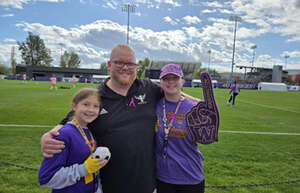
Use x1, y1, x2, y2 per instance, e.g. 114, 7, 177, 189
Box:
159, 63, 184, 79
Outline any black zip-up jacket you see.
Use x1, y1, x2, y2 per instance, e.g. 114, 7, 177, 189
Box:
61, 78, 162, 193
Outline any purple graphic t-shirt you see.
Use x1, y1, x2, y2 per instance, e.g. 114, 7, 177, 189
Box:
155, 98, 204, 185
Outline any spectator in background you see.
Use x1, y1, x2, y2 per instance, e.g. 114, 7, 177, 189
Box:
227, 80, 240, 106
72, 75, 77, 88
50, 75, 57, 91
23, 73, 27, 83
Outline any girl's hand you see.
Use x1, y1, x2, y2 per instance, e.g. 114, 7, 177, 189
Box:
98, 158, 108, 168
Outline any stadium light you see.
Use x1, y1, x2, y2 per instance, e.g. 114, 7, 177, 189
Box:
122, 4, 136, 45
284, 54, 290, 69
250, 45, 257, 67
207, 49, 211, 71
229, 16, 241, 82
58, 43, 64, 58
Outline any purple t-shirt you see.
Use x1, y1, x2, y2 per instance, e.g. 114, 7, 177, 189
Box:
155, 98, 204, 185
39, 123, 99, 193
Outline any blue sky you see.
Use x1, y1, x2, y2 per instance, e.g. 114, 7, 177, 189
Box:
0, 0, 300, 73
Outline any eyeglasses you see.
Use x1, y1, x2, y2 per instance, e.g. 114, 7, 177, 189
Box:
112, 60, 137, 69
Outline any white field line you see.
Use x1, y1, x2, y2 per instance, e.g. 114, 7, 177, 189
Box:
220, 130, 300, 136
0, 124, 53, 128
239, 99, 300, 114
0, 124, 299, 136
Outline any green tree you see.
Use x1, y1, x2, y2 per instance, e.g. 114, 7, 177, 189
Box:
60, 51, 80, 68
192, 68, 204, 79
18, 32, 53, 66
0, 63, 10, 74
193, 67, 220, 79
100, 62, 108, 70
137, 58, 151, 78
140, 69, 146, 78
11, 46, 17, 75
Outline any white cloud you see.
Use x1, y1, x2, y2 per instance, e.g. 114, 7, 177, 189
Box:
154, 0, 181, 7
203, 1, 223, 8
163, 16, 178, 25
13, 20, 209, 68
230, 0, 300, 42
103, 0, 118, 9
3, 38, 16, 43
182, 16, 201, 25
219, 9, 233, 14
0, 13, 14, 17
0, 0, 29, 9
0, 44, 21, 67
11, 19, 255, 71
281, 50, 300, 58
0, 0, 64, 9
202, 9, 216, 14
15, 21, 126, 68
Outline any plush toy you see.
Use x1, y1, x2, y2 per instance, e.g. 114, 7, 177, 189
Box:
92, 147, 111, 161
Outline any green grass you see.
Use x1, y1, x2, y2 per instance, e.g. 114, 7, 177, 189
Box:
0, 80, 300, 193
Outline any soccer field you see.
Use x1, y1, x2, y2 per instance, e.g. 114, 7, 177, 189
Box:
0, 79, 299, 193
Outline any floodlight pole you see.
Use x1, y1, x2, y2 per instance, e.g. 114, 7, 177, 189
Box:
58, 43, 64, 67
122, 4, 136, 45
250, 44, 257, 74
229, 16, 241, 82
208, 49, 211, 72
59, 43, 64, 58
251, 45, 257, 67
284, 55, 290, 69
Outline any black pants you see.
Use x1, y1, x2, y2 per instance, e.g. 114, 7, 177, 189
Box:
156, 179, 205, 193
228, 92, 239, 105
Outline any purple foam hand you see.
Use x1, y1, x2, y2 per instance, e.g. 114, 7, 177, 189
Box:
186, 72, 220, 144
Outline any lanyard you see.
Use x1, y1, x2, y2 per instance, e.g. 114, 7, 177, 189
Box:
71, 119, 98, 190
71, 119, 96, 154
162, 97, 184, 158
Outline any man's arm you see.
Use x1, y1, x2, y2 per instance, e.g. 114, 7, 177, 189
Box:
41, 111, 74, 158
181, 92, 200, 103
41, 125, 65, 158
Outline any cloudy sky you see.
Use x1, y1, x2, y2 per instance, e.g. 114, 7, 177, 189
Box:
0, 0, 300, 72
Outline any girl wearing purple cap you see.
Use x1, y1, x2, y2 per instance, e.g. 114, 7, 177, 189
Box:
155, 63, 205, 193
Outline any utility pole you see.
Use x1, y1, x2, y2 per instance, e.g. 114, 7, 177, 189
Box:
229, 16, 241, 82
122, 4, 136, 45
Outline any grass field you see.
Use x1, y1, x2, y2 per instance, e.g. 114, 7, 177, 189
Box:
0, 79, 299, 193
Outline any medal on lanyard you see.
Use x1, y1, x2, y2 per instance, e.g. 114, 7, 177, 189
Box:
162, 97, 184, 158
